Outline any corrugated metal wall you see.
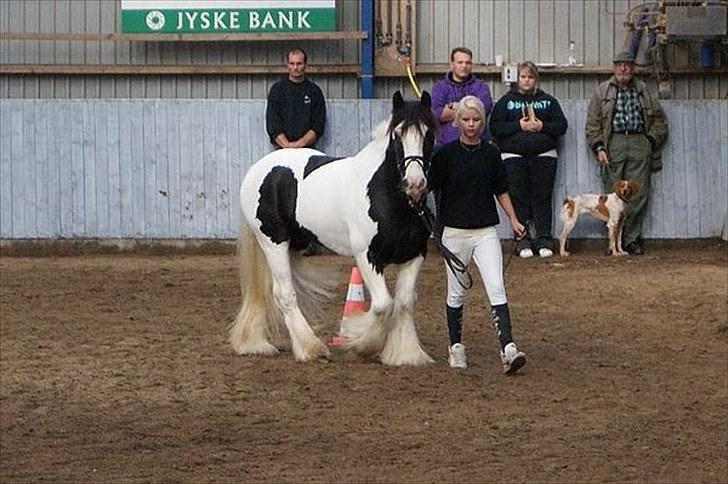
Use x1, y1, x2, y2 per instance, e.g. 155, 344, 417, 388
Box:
1, 99, 726, 240
0, 0, 726, 100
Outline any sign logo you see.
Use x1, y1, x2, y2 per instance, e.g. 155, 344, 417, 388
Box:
122, 1, 336, 34
145, 10, 166, 30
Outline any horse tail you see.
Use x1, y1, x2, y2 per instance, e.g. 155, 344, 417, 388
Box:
228, 213, 280, 355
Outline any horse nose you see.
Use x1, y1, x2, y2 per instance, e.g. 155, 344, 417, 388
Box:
406, 177, 427, 204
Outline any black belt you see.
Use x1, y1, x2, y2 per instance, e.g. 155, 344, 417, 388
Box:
612, 129, 643, 135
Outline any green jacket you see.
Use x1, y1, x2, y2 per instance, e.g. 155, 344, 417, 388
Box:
585, 76, 668, 171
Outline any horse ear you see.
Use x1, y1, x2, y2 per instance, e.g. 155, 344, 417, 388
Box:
420, 91, 432, 109
393, 91, 404, 110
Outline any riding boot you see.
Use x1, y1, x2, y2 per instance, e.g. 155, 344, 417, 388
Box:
491, 303, 514, 351
446, 305, 463, 346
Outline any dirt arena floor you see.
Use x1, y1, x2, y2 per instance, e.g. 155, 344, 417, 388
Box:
1, 241, 726, 483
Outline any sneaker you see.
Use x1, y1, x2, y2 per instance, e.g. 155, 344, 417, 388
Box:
518, 248, 534, 259
500, 342, 526, 375
448, 343, 468, 369
538, 247, 553, 258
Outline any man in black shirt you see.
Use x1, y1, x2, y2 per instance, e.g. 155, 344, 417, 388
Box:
266, 48, 326, 149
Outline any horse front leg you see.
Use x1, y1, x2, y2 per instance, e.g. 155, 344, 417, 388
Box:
340, 253, 394, 358
380, 255, 434, 366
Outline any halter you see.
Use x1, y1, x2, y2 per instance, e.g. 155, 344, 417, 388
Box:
398, 154, 427, 176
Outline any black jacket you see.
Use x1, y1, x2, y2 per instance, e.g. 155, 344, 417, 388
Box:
266, 78, 326, 146
489, 88, 567, 156
429, 141, 509, 229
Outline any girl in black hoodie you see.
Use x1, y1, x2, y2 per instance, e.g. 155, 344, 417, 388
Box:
490, 61, 568, 258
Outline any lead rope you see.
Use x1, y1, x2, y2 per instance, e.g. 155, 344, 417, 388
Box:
416, 202, 472, 290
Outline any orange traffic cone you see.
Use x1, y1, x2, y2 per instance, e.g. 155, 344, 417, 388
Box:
329, 267, 367, 346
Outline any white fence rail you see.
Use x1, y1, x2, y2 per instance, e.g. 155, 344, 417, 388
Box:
1, 100, 726, 240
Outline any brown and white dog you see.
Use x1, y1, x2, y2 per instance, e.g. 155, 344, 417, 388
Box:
558, 180, 640, 257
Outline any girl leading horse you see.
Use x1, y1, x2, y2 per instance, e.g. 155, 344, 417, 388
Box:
230, 91, 438, 366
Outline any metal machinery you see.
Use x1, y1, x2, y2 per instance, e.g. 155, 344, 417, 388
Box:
623, 1, 728, 98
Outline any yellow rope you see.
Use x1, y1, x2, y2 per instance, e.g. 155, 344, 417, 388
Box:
404, 59, 422, 98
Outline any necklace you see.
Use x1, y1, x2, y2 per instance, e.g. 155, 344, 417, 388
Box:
459, 139, 481, 152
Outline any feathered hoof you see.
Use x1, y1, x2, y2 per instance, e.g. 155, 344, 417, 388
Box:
293, 337, 331, 362
339, 311, 388, 357
379, 346, 435, 366
230, 340, 279, 356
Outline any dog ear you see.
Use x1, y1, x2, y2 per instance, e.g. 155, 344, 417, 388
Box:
611, 180, 621, 193
629, 180, 640, 194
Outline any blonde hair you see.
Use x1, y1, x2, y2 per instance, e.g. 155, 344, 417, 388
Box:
453, 95, 486, 135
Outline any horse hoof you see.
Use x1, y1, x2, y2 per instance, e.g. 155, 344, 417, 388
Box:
231, 341, 279, 356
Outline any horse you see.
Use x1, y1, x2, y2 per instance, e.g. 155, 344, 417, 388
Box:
229, 91, 437, 366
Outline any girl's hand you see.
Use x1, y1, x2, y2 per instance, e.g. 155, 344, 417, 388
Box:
511, 218, 526, 239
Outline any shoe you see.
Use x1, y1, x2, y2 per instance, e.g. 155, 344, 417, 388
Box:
538, 248, 553, 258
624, 241, 643, 255
448, 343, 468, 369
500, 342, 526, 375
518, 248, 534, 259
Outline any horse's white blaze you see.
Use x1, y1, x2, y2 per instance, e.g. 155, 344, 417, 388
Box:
397, 122, 429, 204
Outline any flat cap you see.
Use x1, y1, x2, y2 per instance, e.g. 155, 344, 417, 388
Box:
613, 51, 635, 63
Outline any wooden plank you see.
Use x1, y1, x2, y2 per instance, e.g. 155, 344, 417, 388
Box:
524, 0, 541, 61
20, 101, 37, 237
142, 101, 157, 237
213, 102, 230, 238
92, 101, 108, 236
698, 102, 720, 237
202, 102, 217, 236
129, 101, 146, 237
82, 102, 97, 236
682, 103, 700, 237
0, 31, 368, 42
55, 102, 72, 235
166, 102, 182, 237
668, 102, 686, 238
0, 63, 361, 75
224, 101, 241, 237
33, 102, 50, 236
508, 0, 525, 63
0, 103, 13, 236
106, 101, 121, 237
154, 101, 170, 237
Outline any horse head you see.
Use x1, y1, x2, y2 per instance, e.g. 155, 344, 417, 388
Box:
387, 91, 437, 206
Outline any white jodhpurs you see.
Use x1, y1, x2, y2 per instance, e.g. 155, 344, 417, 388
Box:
442, 226, 507, 308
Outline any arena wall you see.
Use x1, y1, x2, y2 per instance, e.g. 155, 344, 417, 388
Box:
1, 99, 726, 241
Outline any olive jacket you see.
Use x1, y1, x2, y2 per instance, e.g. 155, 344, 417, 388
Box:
585, 76, 668, 171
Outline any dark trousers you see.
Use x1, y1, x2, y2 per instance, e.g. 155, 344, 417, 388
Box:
503, 155, 557, 251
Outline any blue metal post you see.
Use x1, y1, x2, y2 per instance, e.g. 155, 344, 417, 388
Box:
360, 0, 374, 99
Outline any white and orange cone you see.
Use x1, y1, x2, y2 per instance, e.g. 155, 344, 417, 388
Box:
329, 267, 367, 346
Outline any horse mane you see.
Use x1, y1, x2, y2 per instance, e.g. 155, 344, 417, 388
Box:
387, 100, 438, 139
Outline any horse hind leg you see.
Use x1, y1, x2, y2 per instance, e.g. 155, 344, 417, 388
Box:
380, 256, 434, 366
229, 219, 279, 356
265, 243, 330, 361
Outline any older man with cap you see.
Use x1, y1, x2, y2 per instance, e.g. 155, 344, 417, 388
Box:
585, 50, 668, 255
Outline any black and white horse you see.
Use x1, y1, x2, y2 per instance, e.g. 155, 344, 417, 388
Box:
230, 91, 437, 365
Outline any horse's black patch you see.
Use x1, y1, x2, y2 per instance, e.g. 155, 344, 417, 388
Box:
256, 166, 319, 251
304, 155, 343, 179
366, 141, 430, 273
